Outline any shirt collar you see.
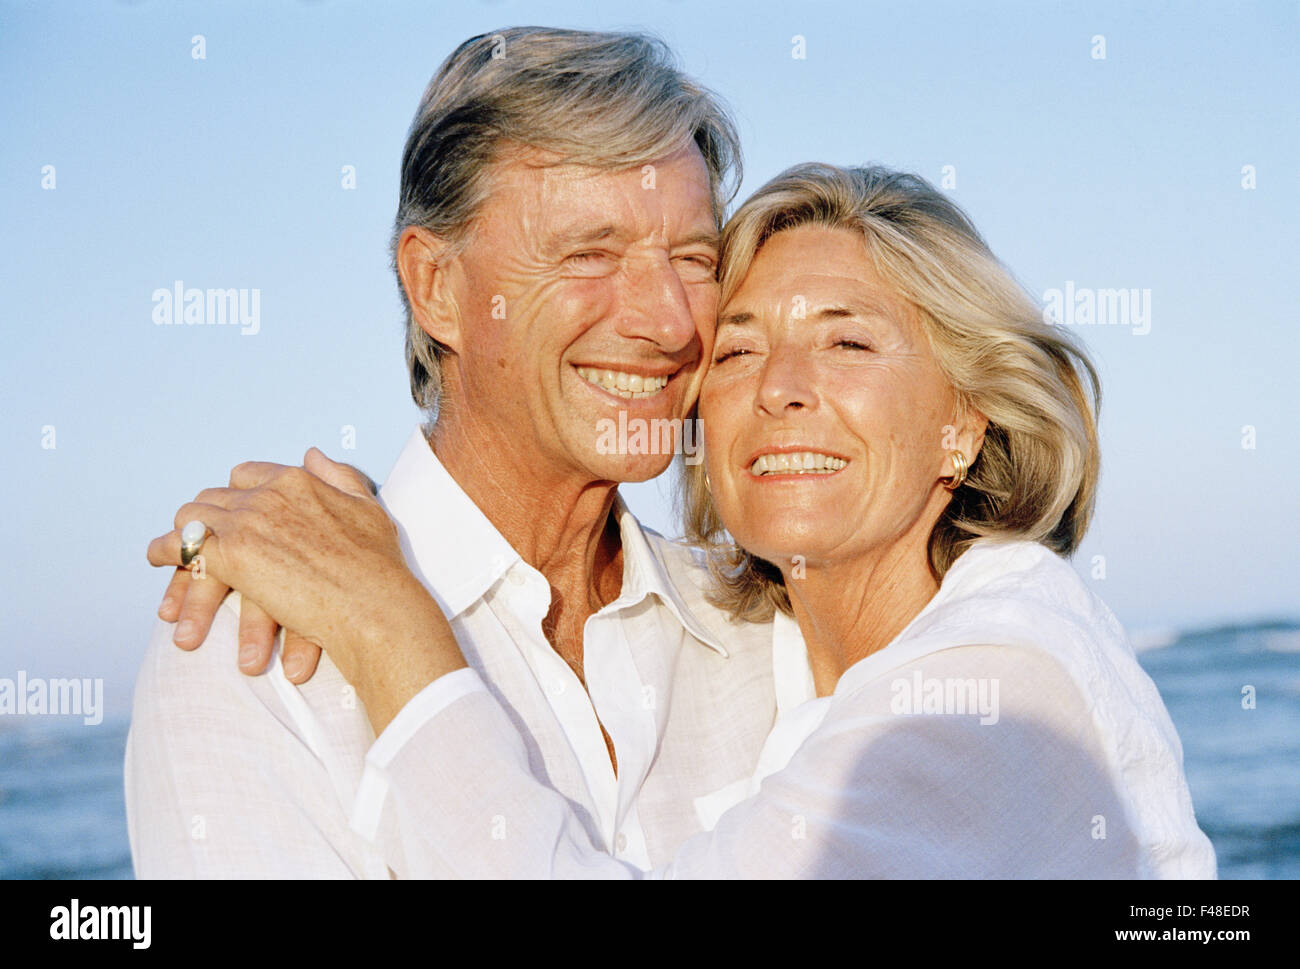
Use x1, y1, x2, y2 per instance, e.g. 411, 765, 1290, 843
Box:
378, 426, 732, 658
609, 493, 730, 658
378, 427, 521, 619
771, 607, 816, 715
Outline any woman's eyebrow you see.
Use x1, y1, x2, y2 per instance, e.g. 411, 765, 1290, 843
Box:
717, 310, 754, 329
718, 299, 892, 329
814, 297, 895, 321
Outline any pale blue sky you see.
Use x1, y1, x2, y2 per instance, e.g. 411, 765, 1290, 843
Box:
1, 0, 1296, 715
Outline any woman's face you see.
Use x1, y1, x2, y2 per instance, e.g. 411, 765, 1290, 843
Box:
700, 225, 967, 572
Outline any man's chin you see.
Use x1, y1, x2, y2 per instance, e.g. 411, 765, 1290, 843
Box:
584, 451, 676, 484
567, 404, 689, 483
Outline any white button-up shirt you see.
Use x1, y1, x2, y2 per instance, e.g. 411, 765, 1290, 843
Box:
357, 540, 1218, 878
124, 428, 778, 877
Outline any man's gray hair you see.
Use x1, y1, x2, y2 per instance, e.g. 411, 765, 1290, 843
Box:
392, 26, 743, 416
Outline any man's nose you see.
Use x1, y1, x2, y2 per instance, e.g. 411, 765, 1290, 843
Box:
612, 255, 703, 353
756, 344, 819, 416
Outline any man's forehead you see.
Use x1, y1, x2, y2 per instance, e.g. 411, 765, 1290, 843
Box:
484, 144, 716, 234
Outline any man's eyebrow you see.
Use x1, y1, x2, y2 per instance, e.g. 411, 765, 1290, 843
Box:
673, 230, 720, 250
545, 223, 622, 250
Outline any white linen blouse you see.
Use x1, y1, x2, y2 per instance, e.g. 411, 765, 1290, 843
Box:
361, 539, 1218, 878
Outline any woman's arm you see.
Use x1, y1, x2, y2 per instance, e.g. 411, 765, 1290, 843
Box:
144, 456, 1141, 878
146, 451, 466, 736
363, 642, 1144, 878
152, 450, 383, 685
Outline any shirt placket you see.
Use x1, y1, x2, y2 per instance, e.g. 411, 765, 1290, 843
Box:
583, 605, 659, 871
493, 562, 623, 852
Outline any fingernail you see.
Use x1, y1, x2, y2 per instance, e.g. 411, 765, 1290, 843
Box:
238, 643, 260, 669
158, 599, 176, 619
283, 655, 305, 680
175, 620, 196, 644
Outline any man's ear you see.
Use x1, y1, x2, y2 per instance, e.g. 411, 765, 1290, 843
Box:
397, 225, 463, 353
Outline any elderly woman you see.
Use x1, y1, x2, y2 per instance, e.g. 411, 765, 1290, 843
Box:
153, 163, 1215, 878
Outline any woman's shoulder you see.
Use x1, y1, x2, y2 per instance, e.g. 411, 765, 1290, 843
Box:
937, 538, 1102, 613
872, 540, 1130, 674
831, 539, 1154, 743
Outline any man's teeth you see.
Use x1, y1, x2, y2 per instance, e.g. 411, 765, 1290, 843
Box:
750, 452, 848, 475
576, 366, 670, 399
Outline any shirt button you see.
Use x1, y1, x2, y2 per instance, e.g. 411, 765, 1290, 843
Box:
615, 833, 628, 854
548, 679, 567, 696
509, 570, 526, 586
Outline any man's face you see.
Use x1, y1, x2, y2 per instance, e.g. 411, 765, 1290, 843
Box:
441, 142, 719, 483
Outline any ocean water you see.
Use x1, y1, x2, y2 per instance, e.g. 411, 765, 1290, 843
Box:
0, 717, 133, 879
1134, 620, 1300, 878
1, 620, 1296, 879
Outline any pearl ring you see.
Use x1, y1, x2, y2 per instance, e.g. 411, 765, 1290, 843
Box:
180, 520, 208, 568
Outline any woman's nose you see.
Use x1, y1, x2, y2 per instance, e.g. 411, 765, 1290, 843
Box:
756, 346, 818, 416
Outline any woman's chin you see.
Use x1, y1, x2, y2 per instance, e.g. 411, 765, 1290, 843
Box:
731, 527, 841, 575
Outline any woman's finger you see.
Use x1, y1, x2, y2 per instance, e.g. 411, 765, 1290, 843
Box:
228, 461, 295, 489
157, 568, 192, 622
149, 505, 233, 583
281, 631, 323, 684
237, 599, 280, 674
172, 496, 237, 533
173, 570, 234, 649
303, 447, 377, 499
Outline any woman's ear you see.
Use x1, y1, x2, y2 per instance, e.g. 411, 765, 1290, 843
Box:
940, 400, 989, 480
961, 405, 989, 466
397, 225, 463, 353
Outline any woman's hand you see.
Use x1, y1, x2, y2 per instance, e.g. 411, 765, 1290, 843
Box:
159, 567, 323, 682
154, 449, 383, 682
146, 448, 467, 733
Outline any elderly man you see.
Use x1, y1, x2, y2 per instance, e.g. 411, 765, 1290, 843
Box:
127, 27, 783, 877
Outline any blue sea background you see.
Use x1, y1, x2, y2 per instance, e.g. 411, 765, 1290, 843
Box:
1, 618, 1296, 880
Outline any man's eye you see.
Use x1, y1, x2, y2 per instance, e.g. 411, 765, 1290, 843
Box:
835, 339, 872, 351
569, 252, 606, 263
713, 348, 749, 363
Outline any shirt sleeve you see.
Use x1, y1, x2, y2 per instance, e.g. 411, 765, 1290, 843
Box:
348, 666, 486, 848
361, 643, 1145, 878
124, 610, 361, 878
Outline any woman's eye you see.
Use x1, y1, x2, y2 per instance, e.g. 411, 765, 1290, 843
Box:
835, 339, 872, 351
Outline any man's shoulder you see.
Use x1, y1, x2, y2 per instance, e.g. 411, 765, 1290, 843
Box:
132, 594, 271, 721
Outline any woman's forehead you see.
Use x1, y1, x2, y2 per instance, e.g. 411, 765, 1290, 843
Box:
722, 229, 909, 324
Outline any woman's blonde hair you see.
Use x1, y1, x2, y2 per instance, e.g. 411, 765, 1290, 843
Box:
682, 163, 1101, 622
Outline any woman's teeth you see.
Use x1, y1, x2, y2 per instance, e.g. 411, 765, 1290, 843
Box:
577, 366, 670, 399
750, 452, 847, 475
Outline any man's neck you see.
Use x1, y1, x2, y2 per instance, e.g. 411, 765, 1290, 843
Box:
425, 413, 625, 666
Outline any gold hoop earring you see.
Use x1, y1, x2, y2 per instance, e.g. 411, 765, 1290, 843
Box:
944, 449, 968, 491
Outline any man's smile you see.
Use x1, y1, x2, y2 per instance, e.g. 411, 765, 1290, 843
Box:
575, 365, 676, 400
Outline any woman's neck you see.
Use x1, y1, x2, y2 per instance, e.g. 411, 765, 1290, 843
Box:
782, 526, 942, 698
